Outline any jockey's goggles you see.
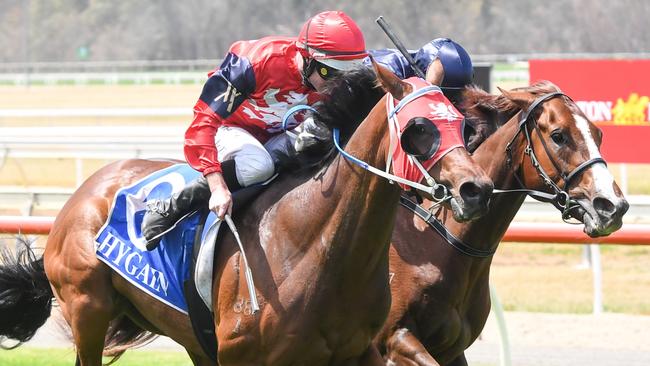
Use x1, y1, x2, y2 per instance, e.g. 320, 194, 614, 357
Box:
309, 60, 341, 80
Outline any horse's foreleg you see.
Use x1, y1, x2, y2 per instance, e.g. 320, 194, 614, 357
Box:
384, 328, 440, 366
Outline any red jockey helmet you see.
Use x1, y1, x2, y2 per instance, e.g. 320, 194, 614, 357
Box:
297, 10, 368, 71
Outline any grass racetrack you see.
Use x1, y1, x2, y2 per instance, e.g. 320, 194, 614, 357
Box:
0, 348, 192, 366
492, 243, 650, 314
0, 84, 199, 110
1, 348, 479, 366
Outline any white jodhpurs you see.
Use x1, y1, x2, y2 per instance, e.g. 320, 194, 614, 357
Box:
215, 126, 296, 187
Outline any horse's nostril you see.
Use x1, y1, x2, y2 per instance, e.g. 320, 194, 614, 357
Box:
593, 196, 616, 217
459, 181, 491, 204
619, 198, 630, 216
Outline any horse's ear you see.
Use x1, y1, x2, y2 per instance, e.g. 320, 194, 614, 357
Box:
498, 86, 535, 110
371, 58, 411, 100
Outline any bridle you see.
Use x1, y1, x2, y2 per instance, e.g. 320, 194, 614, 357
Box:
502, 91, 606, 222
401, 91, 607, 258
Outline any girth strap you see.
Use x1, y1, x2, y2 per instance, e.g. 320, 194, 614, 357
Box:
399, 195, 497, 258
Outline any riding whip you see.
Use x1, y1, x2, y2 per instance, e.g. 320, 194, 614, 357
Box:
376, 16, 427, 79
224, 214, 260, 314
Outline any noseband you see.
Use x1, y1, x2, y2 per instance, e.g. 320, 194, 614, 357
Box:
503, 92, 606, 221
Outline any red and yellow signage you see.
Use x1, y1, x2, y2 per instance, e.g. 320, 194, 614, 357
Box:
529, 59, 650, 163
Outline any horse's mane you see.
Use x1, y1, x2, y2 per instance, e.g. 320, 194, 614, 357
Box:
276, 67, 384, 172
459, 80, 565, 152
316, 67, 384, 142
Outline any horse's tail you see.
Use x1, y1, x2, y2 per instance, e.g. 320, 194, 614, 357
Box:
0, 239, 53, 348
102, 315, 158, 365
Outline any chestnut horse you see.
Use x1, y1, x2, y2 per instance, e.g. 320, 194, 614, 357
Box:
0, 64, 493, 365
376, 81, 629, 366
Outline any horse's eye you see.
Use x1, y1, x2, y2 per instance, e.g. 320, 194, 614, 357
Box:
550, 130, 566, 145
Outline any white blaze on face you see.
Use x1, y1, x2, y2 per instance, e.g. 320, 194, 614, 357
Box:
573, 114, 618, 199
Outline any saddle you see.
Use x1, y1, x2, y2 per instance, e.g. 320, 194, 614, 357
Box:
94, 164, 270, 363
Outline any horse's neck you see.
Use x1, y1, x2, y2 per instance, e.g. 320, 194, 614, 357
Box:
328, 109, 401, 273
442, 117, 527, 255
283, 107, 400, 282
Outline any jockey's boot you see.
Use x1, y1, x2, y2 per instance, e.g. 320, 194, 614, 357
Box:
142, 176, 211, 251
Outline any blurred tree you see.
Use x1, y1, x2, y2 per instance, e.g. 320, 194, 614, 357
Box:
0, 0, 648, 63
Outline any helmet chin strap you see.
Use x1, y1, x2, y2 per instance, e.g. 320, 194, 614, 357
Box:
301, 57, 317, 90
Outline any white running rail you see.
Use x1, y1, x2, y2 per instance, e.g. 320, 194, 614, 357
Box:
0, 125, 186, 159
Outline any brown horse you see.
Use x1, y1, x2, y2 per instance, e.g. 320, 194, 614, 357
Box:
0, 64, 493, 365
376, 81, 629, 366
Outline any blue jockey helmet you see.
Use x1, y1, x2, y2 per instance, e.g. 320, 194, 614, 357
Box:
415, 38, 473, 88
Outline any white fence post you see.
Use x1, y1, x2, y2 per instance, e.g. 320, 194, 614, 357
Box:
590, 244, 604, 315
489, 284, 512, 366
75, 158, 84, 188
578, 245, 592, 269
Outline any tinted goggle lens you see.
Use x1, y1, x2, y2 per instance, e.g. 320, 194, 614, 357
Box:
315, 62, 340, 80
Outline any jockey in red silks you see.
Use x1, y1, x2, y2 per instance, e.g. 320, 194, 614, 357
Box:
142, 10, 474, 250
